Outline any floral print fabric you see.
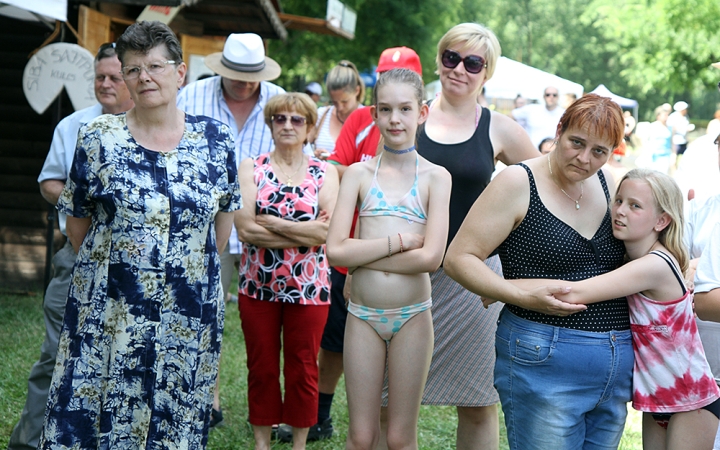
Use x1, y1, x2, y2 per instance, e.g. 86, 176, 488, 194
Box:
238, 153, 330, 305
40, 113, 241, 450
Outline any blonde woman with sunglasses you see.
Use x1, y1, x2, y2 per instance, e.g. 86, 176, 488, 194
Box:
409, 23, 538, 449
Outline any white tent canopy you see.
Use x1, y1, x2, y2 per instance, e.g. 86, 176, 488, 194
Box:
483, 57, 584, 101
590, 84, 637, 108
590, 84, 639, 118
0, 0, 66, 23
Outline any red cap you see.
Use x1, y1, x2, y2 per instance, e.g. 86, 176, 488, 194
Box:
613, 140, 627, 157
376, 47, 422, 75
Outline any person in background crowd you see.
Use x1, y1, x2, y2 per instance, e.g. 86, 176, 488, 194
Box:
561, 92, 577, 110
511, 86, 565, 148
604, 140, 630, 190
176, 31, 285, 426
674, 130, 720, 205
7, 42, 134, 450
414, 23, 538, 450
235, 93, 338, 450
624, 110, 637, 147
708, 110, 720, 136
684, 134, 720, 449
305, 81, 323, 104
667, 100, 693, 166
538, 137, 554, 155
39, 21, 241, 449
309, 60, 364, 161
637, 105, 674, 174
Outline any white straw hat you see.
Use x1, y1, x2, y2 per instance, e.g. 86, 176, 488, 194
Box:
204, 33, 281, 82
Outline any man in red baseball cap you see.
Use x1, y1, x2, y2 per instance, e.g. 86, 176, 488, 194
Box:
277, 46, 422, 445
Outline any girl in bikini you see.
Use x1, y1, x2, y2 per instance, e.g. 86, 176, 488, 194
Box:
512, 169, 720, 449
326, 68, 451, 450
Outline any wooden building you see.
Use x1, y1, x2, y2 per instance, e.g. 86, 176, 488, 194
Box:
1, 0, 351, 290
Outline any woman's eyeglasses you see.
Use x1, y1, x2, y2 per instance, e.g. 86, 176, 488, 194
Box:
121, 60, 177, 79
441, 49, 487, 74
272, 114, 307, 127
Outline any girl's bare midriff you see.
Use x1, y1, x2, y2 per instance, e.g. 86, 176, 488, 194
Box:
350, 215, 431, 309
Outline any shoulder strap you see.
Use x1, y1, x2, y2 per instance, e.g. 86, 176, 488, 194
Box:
308, 106, 332, 145
649, 250, 687, 295
597, 169, 611, 202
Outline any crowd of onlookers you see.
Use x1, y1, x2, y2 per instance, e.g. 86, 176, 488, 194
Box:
8, 17, 720, 450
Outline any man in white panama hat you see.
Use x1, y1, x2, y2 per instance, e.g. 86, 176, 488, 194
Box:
177, 32, 286, 428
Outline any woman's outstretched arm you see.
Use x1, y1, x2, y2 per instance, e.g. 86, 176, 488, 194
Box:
444, 165, 587, 316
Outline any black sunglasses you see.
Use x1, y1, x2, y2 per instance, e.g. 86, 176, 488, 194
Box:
545, 92, 558, 97
271, 114, 307, 127
441, 49, 487, 74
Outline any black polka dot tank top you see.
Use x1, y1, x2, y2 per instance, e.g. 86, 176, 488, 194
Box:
497, 163, 630, 331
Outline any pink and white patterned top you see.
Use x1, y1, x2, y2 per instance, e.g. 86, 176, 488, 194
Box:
238, 153, 330, 305
630, 251, 720, 413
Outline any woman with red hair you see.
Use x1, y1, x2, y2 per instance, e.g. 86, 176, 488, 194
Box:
444, 94, 632, 449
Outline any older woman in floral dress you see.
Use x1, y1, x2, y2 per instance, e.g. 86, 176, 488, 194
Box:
39, 21, 240, 449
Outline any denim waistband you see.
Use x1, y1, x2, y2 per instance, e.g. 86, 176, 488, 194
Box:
499, 307, 632, 343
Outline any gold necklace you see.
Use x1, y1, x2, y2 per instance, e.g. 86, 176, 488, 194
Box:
547, 156, 583, 210
273, 154, 304, 187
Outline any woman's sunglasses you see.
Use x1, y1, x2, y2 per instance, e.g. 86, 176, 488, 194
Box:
271, 114, 307, 127
441, 49, 487, 74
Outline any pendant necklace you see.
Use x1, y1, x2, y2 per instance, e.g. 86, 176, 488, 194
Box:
273, 154, 304, 187
547, 156, 583, 210
335, 107, 346, 124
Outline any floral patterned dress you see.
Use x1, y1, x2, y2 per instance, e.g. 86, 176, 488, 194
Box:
39, 113, 242, 450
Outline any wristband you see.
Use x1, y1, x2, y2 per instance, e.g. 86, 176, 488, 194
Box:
398, 233, 404, 253
387, 235, 392, 258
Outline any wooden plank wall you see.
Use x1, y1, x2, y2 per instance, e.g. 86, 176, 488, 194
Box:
0, 16, 70, 290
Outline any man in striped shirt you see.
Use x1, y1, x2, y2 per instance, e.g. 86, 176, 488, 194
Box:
176, 32, 285, 427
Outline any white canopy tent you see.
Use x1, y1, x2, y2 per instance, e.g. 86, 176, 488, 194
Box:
0, 0, 66, 23
590, 84, 639, 118
483, 57, 584, 101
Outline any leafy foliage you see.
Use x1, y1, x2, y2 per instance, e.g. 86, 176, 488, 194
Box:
268, 0, 720, 119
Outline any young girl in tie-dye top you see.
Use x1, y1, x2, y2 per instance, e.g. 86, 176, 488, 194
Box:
515, 168, 720, 449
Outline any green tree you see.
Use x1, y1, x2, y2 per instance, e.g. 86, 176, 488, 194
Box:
268, 0, 463, 90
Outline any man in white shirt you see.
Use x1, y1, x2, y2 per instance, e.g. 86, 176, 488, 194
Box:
511, 86, 566, 148
176, 32, 285, 427
8, 43, 133, 450
667, 101, 692, 158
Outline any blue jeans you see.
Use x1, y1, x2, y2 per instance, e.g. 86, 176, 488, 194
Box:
495, 308, 633, 450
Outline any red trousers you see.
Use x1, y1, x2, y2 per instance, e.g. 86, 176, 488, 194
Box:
239, 294, 329, 427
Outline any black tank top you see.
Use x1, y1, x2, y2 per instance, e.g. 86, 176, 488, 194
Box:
497, 163, 630, 332
417, 106, 495, 249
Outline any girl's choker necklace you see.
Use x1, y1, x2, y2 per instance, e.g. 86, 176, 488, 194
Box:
383, 144, 416, 155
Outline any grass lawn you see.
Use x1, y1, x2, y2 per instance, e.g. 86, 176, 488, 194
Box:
0, 288, 643, 449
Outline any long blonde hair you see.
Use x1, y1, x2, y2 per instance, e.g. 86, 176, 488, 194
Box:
617, 169, 688, 273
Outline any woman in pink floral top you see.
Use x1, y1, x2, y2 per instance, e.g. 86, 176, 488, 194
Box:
235, 92, 339, 450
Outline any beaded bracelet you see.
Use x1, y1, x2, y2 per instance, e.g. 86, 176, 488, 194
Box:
398, 233, 404, 253
387, 235, 392, 258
